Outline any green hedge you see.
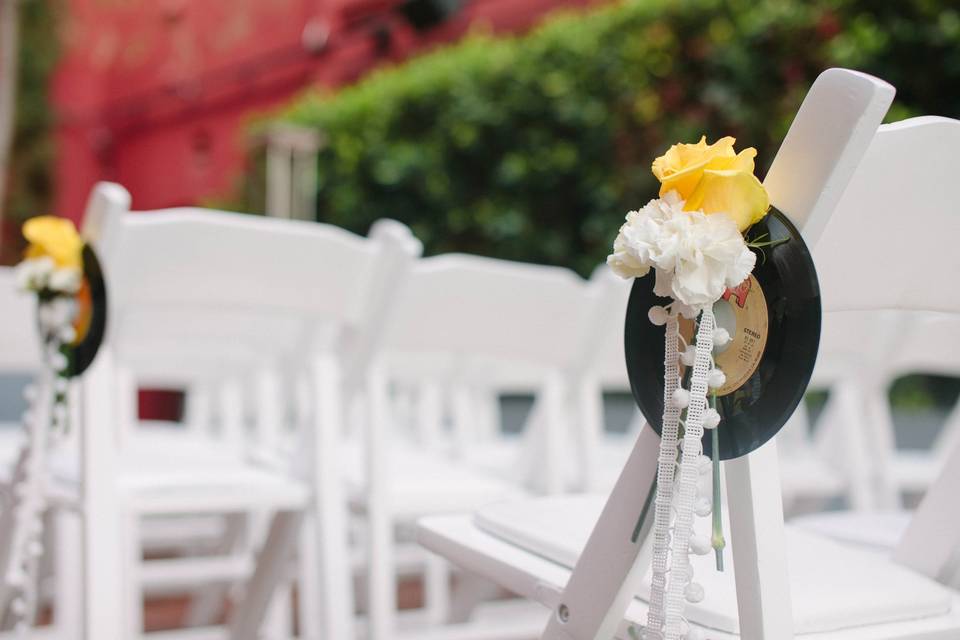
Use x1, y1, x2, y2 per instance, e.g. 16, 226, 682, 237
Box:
276, 0, 960, 275
3, 0, 59, 262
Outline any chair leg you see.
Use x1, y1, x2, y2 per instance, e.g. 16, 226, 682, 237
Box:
264, 583, 293, 640
422, 552, 451, 627
252, 509, 291, 640
451, 383, 475, 458
830, 379, 877, 511
416, 381, 443, 448
448, 571, 498, 624
311, 355, 357, 640
184, 513, 248, 628
724, 442, 793, 639
575, 374, 603, 492
53, 510, 82, 640
540, 371, 568, 495
122, 512, 144, 639
865, 382, 902, 509
228, 510, 304, 640
295, 512, 324, 640
366, 366, 397, 640
80, 351, 125, 640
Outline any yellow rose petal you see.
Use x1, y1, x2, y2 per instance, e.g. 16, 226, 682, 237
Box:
684, 168, 770, 231
23, 216, 83, 270
704, 147, 757, 173
652, 136, 738, 199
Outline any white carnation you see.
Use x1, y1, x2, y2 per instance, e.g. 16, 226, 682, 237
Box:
48, 267, 82, 294
38, 298, 77, 332
14, 257, 55, 292
607, 191, 683, 279
606, 191, 756, 308
606, 231, 650, 279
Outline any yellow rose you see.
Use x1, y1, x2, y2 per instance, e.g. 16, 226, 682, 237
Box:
652, 136, 769, 231
23, 216, 83, 270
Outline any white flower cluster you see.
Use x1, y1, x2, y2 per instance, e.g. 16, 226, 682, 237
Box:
14, 257, 82, 295
607, 191, 756, 307
38, 298, 79, 348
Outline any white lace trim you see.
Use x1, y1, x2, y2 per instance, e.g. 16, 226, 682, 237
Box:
646, 314, 682, 631
646, 307, 718, 640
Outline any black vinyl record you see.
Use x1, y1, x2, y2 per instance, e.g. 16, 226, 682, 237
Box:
67, 244, 107, 377
625, 208, 821, 460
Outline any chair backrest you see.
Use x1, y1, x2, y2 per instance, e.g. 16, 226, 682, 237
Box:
814, 117, 960, 314
382, 253, 592, 372
579, 266, 632, 389
89, 192, 406, 348
80, 182, 421, 445
0, 269, 42, 373
817, 118, 960, 583
376, 253, 596, 494
806, 119, 960, 512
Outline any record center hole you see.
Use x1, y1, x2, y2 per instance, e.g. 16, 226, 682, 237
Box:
712, 298, 736, 355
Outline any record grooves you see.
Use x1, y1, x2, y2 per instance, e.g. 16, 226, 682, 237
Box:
624, 208, 821, 460
69, 245, 107, 377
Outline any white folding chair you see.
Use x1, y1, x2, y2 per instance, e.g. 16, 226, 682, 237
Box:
789, 119, 960, 550
416, 262, 639, 497
414, 69, 960, 639
23, 182, 421, 640
355, 253, 602, 640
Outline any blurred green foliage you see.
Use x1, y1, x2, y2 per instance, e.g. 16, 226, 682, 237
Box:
3, 0, 59, 261
274, 0, 960, 275
890, 374, 960, 412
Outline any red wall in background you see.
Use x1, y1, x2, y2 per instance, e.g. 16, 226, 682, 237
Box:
51, 0, 602, 223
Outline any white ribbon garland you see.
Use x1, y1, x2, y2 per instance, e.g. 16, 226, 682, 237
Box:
646, 312, 682, 632
646, 307, 718, 640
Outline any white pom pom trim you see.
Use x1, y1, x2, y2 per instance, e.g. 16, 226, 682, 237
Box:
712, 327, 731, 346
707, 368, 726, 389
648, 305, 668, 326
697, 455, 712, 475
671, 388, 690, 409
686, 626, 705, 640
689, 534, 711, 555
703, 408, 721, 429
684, 582, 705, 603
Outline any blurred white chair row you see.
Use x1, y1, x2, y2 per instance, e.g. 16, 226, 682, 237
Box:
0, 127, 957, 640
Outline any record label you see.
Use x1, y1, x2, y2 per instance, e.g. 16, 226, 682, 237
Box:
679, 274, 769, 396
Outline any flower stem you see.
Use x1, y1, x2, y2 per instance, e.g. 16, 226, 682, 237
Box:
710, 392, 725, 571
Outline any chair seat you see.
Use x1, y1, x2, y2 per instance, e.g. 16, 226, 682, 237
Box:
791, 510, 911, 552
344, 440, 524, 519
463, 437, 526, 483
418, 495, 958, 638
779, 449, 846, 501
466, 432, 640, 492
891, 450, 944, 492
49, 432, 308, 514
